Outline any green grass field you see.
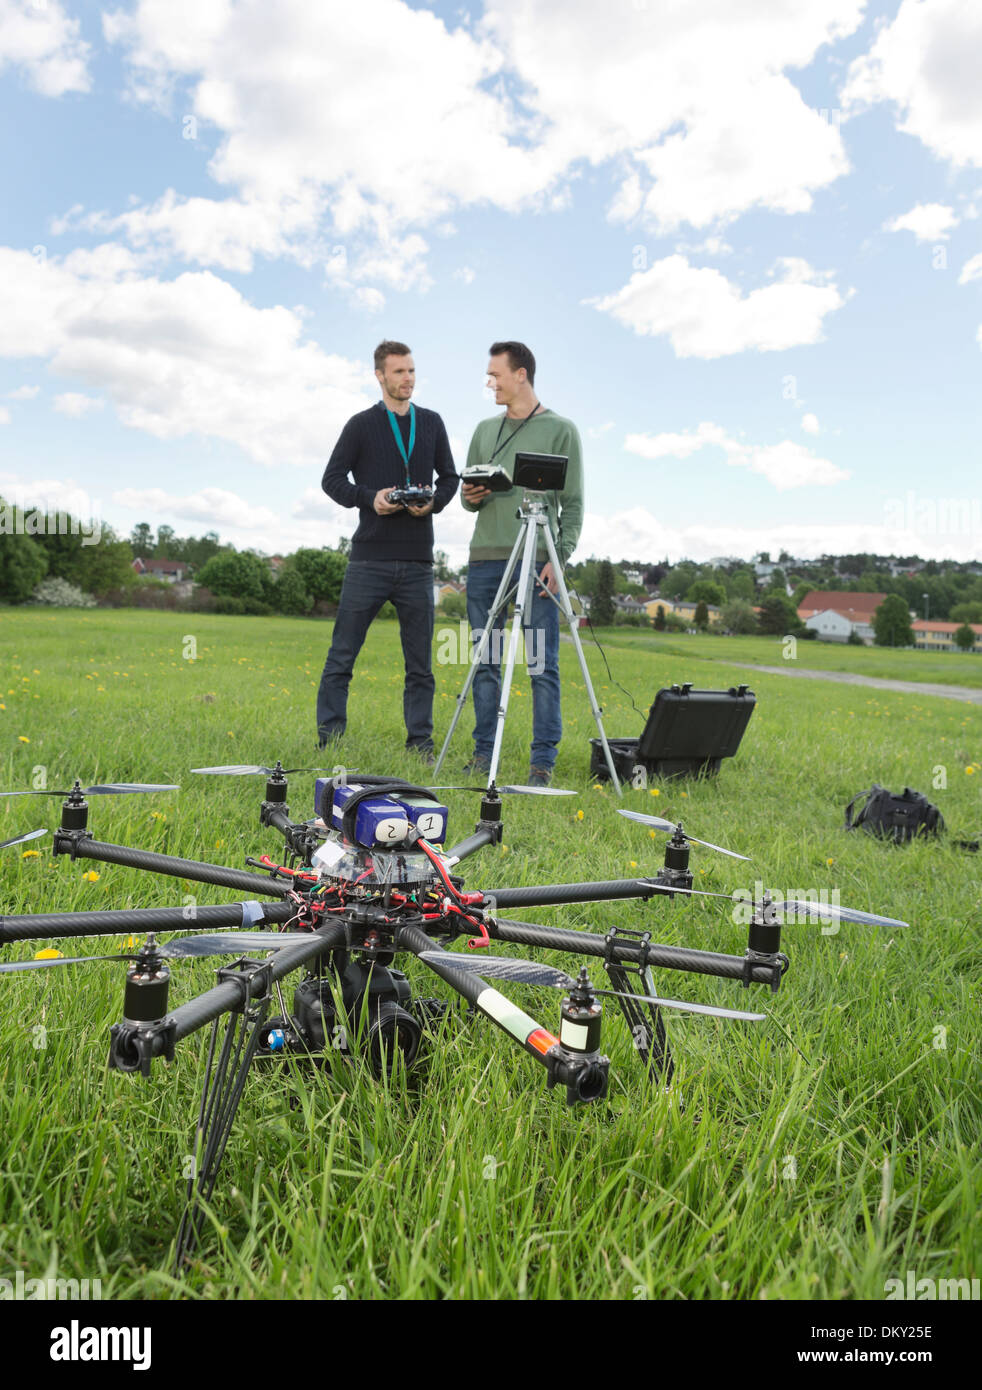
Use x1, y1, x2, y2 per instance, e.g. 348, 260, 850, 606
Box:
588, 628, 982, 689
1, 607, 979, 1300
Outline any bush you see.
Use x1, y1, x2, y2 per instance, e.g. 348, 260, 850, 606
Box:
846, 629, 864, 645
440, 591, 467, 619
720, 599, 758, 634
28, 577, 96, 608
613, 611, 646, 626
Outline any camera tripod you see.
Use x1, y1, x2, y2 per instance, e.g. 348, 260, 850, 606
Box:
434, 494, 623, 793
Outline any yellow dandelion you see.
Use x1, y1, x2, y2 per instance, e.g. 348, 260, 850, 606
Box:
649, 788, 660, 796
35, 948, 62, 960
576, 809, 584, 820
967, 767, 976, 775
17, 735, 29, 743
150, 811, 166, 821
21, 848, 40, 859
119, 935, 139, 950
680, 791, 688, 798
826, 857, 835, 866
649, 829, 657, 839
82, 870, 100, 882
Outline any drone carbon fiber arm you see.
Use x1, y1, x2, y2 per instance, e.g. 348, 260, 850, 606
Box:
110, 921, 349, 1072
51, 833, 293, 899
0, 900, 298, 945
481, 878, 677, 908
487, 917, 785, 989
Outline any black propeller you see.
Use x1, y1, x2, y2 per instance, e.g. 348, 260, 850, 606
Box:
0, 827, 48, 850
1, 782, 179, 798
428, 782, 576, 797
192, 763, 332, 776
634, 881, 908, 928
0, 931, 316, 973
618, 808, 749, 860
419, 952, 766, 1021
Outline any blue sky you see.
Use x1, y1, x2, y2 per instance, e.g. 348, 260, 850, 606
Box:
1, 0, 980, 566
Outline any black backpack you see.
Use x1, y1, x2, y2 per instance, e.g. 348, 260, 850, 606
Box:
844, 785, 945, 844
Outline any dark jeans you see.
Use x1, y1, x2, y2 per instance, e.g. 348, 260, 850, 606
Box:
466, 558, 561, 771
317, 560, 435, 748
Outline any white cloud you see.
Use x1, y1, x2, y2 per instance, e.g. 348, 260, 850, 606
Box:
625, 422, 731, 460
959, 251, 982, 283
0, 244, 375, 467
0, 0, 90, 96
453, 267, 476, 285
578, 511, 982, 565
590, 256, 848, 358
5, 384, 38, 399
842, 0, 982, 168
885, 202, 959, 242
54, 392, 104, 418
113, 487, 281, 533
625, 423, 847, 490
352, 287, 385, 313
0, 470, 104, 520
90, 0, 863, 279
0, 406, 10, 425
801, 412, 820, 434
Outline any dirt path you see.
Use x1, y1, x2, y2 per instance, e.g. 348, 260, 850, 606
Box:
563, 637, 982, 704
705, 661, 982, 704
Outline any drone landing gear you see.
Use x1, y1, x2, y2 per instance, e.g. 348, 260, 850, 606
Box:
603, 928, 675, 1092
176, 959, 272, 1269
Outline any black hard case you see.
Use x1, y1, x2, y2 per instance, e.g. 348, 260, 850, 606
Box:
590, 683, 756, 782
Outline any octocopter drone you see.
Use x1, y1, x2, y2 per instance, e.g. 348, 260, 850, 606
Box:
0, 766, 907, 1265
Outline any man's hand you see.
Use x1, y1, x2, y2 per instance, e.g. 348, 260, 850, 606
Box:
538, 562, 559, 595
406, 499, 434, 517
373, 488, 402, 515
461, 481, 491, 506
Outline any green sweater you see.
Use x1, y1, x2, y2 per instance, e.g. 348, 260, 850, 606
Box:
461, 409, 584, 564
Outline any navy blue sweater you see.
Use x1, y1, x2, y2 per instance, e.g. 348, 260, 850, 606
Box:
322, 401, 459, 562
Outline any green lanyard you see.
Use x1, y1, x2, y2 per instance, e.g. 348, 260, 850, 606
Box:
386, 404, 416, 483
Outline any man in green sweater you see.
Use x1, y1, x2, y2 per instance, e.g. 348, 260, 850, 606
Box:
460, 341, 583, 785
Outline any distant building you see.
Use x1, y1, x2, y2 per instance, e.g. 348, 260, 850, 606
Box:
644, 598, 722, 627
912, 620, 982, 653
132, 557, 190, 583
797, 591, 886, 644
434, 580, 465, 605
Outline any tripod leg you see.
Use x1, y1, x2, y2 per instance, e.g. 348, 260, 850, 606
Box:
489, 516, 541, 785
539, 523, 623, 794
433, 526, 526, 778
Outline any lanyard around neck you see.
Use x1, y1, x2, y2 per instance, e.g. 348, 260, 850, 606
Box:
386, 403, 416, 481
487, 402, 543, 468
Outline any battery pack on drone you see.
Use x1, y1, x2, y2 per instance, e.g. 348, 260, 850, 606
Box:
395, 795, 448, 842
329, 784, 410, 847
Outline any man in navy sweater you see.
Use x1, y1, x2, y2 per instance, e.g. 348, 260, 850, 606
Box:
317, 340, 459, 754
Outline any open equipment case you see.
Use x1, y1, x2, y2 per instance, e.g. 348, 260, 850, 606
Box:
590, 683, 756, 785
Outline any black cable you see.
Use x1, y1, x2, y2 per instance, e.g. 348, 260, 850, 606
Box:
579, 605, 647, 722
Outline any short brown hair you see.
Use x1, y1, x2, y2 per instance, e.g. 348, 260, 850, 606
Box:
374, 340, 412, 371
489, 340, 535, 387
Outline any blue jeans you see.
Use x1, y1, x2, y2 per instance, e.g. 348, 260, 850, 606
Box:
466, 559, 561, 771
317, 560, 435, 748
